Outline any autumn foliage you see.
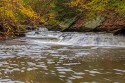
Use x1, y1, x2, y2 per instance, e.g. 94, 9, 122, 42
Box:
0, 0, 125, 38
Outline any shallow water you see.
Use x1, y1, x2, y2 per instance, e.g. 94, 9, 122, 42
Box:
0, 31, 125, 83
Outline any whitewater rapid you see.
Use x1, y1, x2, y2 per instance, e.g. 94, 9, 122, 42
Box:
26, 30, 125, 47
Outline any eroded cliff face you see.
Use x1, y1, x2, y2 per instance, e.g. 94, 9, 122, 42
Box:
61, 11, 125, 34
96, 12, 125, 32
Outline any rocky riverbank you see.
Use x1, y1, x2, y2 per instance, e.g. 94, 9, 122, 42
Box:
48, 11, 125, 35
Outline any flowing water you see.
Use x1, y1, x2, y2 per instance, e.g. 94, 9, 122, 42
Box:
0, 30, 125, 83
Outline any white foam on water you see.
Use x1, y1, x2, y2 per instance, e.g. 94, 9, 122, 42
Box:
26, 31, 125, 47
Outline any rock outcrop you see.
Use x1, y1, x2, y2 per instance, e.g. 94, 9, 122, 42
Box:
61, 11, 125, 35
95, 12, 125, 32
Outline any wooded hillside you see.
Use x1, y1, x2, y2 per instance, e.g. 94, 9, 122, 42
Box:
0, 0, 125, 38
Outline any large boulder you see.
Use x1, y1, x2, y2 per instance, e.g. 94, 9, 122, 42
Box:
82, 16, 105, 31
63, 15, 105, 32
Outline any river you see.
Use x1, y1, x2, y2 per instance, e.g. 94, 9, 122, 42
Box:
0, 30, 125, 83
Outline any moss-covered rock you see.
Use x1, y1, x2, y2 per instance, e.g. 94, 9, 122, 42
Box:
59, 18, 77, 30
83, 16, 105, 30
62, 15, 105, 32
